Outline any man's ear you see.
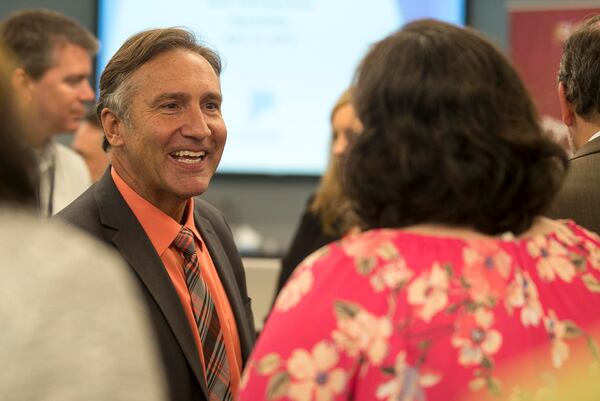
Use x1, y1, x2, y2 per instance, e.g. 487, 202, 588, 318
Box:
11, 67, 33, 102
101, 108, 125, 148
558, 82, 575, 127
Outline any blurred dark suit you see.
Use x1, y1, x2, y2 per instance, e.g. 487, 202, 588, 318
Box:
547, 137, 600, 234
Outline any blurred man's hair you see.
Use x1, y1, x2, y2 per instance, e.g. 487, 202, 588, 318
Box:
0, 9, 98, 80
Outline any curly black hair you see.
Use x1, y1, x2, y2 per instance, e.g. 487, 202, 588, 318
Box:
344, 20, 568, 235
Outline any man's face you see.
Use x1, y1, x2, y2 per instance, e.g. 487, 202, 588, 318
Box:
72, 121, 109, 182
29, 42, 94, 143
109, 49, 226, 216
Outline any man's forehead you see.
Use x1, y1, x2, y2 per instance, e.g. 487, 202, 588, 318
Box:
52, 39, 90, 57
138, 49, 214, 72
128, 50, 221, 93
46, 40, 92, 70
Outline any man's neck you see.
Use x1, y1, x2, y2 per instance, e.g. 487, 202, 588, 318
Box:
33, 137, 54, 152
571, 115, 600, 150
110, 161, 188, 223
26, 115, 56, 148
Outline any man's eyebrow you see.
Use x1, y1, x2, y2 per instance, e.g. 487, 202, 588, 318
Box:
64, 73, 89, 81
149, 92, 190, 106
148, 91, 223, 106
204, 91, 223, 103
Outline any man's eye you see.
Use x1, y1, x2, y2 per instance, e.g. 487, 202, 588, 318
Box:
65, 77, 84, 86
161, 103, 179, 110
205, 102, 221, 112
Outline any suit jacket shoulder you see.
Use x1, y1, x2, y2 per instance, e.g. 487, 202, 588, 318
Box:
547, 138, 600, 234
54, 179, 106, 239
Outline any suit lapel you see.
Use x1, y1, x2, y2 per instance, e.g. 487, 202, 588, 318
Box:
93, 172, 208, 395
194, 211, 254, 361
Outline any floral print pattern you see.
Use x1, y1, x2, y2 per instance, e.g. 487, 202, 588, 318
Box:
239, 221, 600, 401
274, 268, 314, 312
370, 257, 413, 293
543, 310, 571, 369
286, 342, 347, 401
463, 241, 512, 304
505, 270, 543, 327
341, 230, 399, 275
452, 308, 502, 366
376, 351, 441, 401
527, 237, 576, 282
332, 303, 392, 364
407, 262, 449, 322
586, 241, 600, 270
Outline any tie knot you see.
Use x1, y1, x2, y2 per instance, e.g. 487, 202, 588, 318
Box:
173, 226, 196, 256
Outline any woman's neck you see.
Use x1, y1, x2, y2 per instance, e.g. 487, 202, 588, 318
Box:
401, 217, 560, 241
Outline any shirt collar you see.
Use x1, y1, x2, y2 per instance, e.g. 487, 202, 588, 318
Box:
34, 140, 56, 173
111, 167, 203, 256
588, 130, 600, 143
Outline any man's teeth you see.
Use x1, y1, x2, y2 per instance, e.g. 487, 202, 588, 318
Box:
171, 150, 206, 163
172, 150, 205, 157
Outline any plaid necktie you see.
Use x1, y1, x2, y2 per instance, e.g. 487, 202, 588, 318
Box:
173, 226, 232, 401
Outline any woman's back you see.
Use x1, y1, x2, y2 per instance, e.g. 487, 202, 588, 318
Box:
240, 220, 600, 400
239, 18, 599, 401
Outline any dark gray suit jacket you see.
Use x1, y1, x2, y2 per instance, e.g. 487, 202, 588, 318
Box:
547, 137, 600, 234
55, 170, 256, 401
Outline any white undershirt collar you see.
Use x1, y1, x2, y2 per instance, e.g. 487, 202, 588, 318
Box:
589, 130, 600, 143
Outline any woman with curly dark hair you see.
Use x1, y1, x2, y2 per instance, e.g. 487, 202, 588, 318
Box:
240, 20, 600, 401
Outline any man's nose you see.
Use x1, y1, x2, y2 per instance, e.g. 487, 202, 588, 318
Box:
182, 106, 211, 139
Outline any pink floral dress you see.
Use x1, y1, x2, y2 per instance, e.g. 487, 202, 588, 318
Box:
238, 221, 600, 401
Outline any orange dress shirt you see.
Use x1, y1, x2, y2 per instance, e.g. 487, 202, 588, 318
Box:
111, 168, 242, 394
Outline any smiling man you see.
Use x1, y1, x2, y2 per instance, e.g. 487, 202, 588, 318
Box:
56, 28, 255, 401
1, 9, 96, 216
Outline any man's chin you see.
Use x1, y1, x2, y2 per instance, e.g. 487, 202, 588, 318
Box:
64, 123, 80, 134
60, 117, 85, 134
177, 184, 210, 199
